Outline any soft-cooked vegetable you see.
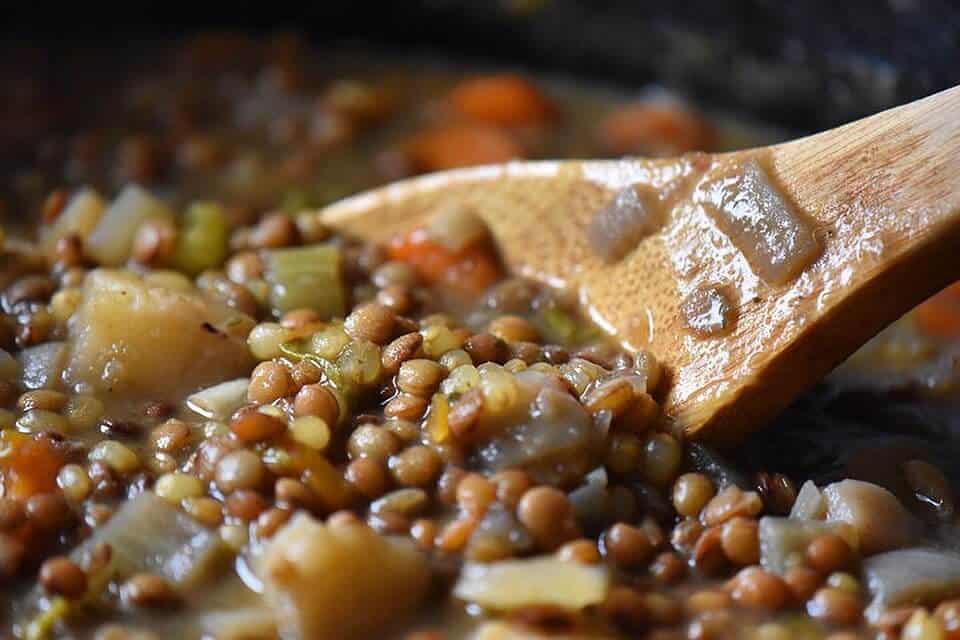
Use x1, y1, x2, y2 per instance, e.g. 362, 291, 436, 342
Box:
474, 371, 604, 486
471, 622, 599, 640
758, 517, 859, 575
40, 188, 105, 253
257, 513, 430, 639
86, 185, 174, 266
187, 378, 251, 420
790, 480, 827, 520
173, 201, 230, 275
0, 431, 65, 500
388, 228, 503, 296
17, 342, 64, 391
863, 548, 960, 620
201, 608, 279, 640
64, 270, 253, 399
404, 124, 523, 173
453, 556, 609, 611
264, 244, 346, 319
822, 479, 921, 554
72, 491, 229, 588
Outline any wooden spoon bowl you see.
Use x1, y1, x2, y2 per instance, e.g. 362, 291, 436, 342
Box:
322, 86, 960, 443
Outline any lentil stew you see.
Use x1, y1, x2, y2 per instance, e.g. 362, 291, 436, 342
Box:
1, 34, 959, 640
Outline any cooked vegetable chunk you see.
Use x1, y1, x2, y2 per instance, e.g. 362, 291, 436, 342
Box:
63, 270, 253, 399
258, 513, 430, 639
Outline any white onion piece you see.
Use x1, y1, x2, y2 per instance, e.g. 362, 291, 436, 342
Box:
823, 479, 921, 554
864, 548, 960, 621
790, 480, 827, 520
86, 184, 173, 266
187, 378, 250, 420
759, 517, 859, 575
18, 342, 65, 390
455, 556, 609, 611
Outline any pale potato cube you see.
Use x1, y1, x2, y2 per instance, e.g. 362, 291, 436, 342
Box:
258, 513, 430, 640
64, 270, 253, 400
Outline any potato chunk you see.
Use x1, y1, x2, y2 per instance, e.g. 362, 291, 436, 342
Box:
258, 513, 430, 640
64, 270, 253, 399
823, 479, 921, 554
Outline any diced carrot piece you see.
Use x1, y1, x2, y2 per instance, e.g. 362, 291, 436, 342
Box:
388, 231, 502, 296
404, 125, 523, 173
448, 74, 556, 127
0, 431, 65, 501
599, 103, 717, 156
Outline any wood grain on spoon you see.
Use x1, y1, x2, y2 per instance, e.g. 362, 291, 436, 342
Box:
322, 85, 960, 443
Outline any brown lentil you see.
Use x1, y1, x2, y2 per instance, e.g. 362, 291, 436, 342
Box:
376, 284, 414, 314
215, 449, 267, 493
517, 486, 580, 550
25, 492, 74, 532
149, 419, 192, 453
806, 533, 856, 574
293, 383, 339, 423
701, 486, 763, 526
225, 490, 270, 521
290, 359, 323, 388
807, 587, 863, 626
381, 332, 424, 374
229, 406, 286, 442
730, 567, 790, 611
396, 359, 445, 396
463, 332, 509, 364
248, 361, 293, 404
488, 315, 540, 343
40, 556, 88, 598
691, 526, 727, 576
345, 302, 396, 345
131, 217, 177, 265
720, 517, 759, 565
447, 388, 484, 440
249, 212, 297, 249
673, 473, 717, 518
490, 469, 532, 508
344, 459, 389, 499
642, 432, 683, 487
388, 445, 442, 487
650, 551, 687, 583
384, 393, 429, 420
348, 424, 401, 461
254, 507, 292, 539
455, 473, 497, 516
603, 522, 654, 569
686, 589, 733, 614
784, 565, 824, 603
280, 308, 323, 329
122, 573, 179, 608
556, 538, 601, 564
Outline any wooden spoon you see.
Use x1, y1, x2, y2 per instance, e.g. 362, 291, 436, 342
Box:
322, 85, 960, 443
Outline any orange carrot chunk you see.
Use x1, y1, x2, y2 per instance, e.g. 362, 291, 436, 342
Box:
0, 431, 65, 501
388, 230, 502, 296
404, 125, 523, 173
448, 74, 556, 127
599, 103, 717, 157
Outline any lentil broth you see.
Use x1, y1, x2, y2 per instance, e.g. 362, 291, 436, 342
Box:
0, 34, 958, 640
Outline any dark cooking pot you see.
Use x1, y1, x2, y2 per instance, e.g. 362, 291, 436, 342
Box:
4, 0, 960, 480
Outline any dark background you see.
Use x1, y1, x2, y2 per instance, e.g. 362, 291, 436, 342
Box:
3, 0, 960, 131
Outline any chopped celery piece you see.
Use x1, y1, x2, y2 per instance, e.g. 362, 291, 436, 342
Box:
174, 202, 230, 275
265, 244, 346, 319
